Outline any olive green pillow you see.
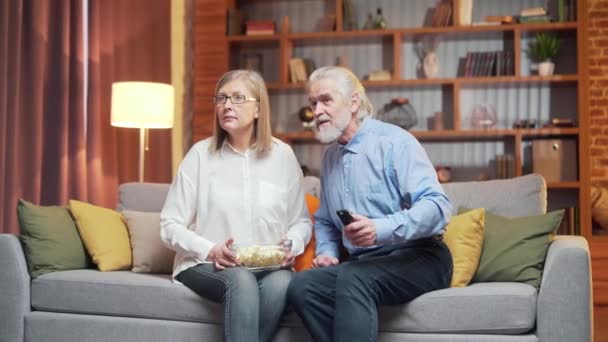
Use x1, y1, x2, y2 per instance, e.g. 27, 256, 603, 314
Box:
17, 199, 90, 278
459, 207, 564, 288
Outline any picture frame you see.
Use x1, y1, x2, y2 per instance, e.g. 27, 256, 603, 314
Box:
241, 53, 263, 73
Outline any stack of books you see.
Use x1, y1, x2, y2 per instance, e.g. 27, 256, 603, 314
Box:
289, 58, 316, 83
495, 154, 514, 179
518, 7, 550, 23
463, 51, 513, 77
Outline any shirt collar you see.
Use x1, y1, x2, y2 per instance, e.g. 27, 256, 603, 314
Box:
341, 116, 372, 154
221, 139, 251, 157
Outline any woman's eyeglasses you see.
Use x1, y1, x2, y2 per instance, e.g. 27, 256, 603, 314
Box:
213, 94, 258, 104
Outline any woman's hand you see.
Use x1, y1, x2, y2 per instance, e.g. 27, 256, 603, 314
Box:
281, 251, 295, 268
312, 255, 339, 268
280, 238, 295, 268
206, 238, 238, 270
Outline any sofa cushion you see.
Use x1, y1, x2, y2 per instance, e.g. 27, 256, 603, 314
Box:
31, 270, 222, 324
284, 283, 537, 335
32, 271, 536, 335
443, 174, 546, 217
465, 208, 564, 288
17, 199, 90, 278
69, 200, 132, 271
377, 282, 536, 334
117, 182, 170, 212
443, 208, 485, 287
294, 194, 319, 272
123, 210, 175, 274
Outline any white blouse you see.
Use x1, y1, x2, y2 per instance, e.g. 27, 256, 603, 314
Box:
160, 137, 312, 279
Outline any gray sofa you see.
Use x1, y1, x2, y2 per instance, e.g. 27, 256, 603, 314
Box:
0, 174, 592, 342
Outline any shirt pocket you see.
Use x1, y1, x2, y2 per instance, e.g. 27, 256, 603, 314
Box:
256, 181, 288, 229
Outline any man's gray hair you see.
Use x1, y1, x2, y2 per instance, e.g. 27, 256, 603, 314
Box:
308, 66, 373, 122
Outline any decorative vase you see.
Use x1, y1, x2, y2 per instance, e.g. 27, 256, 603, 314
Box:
538, 60, 555, 76
422, 52, 440, 78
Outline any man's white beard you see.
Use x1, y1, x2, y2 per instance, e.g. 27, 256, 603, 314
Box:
314, 110, 352, 144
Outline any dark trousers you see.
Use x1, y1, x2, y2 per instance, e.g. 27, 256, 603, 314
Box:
287, 238, 453, 342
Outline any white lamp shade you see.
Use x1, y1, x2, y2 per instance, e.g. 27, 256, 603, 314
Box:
111, 82, 174, 129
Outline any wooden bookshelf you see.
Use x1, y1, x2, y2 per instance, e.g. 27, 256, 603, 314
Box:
194, 0, 591, 299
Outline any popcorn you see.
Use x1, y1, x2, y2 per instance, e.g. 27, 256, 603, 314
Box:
236, 245, 285, 267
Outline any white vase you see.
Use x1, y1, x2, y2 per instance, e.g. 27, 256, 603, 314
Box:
423, 52, 440, 78
538, 61, 555, 76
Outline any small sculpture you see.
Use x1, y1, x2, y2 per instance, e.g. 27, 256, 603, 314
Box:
415, 35, 441, 79
298, 106, 315, 129
470, 103, 497, 129
377, 98, 418, 130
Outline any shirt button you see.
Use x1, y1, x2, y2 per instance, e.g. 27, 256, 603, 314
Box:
346, 188, 350, 193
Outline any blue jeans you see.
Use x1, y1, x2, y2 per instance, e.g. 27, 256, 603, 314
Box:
287, 237, 453, 342
177, 264, 294, 342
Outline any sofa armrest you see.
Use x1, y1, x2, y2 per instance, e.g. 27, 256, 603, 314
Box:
537, 235, 591, 342
0, 234, 30, 342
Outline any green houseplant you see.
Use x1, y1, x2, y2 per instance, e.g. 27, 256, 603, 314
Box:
528, 33, 561, 76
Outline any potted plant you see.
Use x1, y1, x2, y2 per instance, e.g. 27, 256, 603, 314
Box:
528, 33, 561, 76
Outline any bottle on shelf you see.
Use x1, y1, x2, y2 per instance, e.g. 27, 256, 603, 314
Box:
373, 8, 387, 29
363, 12, 374, 30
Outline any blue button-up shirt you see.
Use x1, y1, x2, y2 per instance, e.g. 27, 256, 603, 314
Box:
314, 118, 452, 257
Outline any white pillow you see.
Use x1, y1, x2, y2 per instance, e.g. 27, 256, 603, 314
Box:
302, 176, 321, 198
122, 210, 175, 274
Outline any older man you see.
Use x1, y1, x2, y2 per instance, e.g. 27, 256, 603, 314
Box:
287, 66, 453, 342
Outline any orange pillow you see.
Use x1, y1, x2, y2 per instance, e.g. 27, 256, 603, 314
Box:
294, 194, 319, 271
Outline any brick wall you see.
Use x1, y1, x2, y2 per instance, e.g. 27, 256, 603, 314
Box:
589, 0, 608, 180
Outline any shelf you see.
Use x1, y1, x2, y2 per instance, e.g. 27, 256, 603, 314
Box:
226, 22, 578, 43
266, 75, 578, 90
546, 181, 580, 189
227, 35, 280, 42
276, 128, 580, 143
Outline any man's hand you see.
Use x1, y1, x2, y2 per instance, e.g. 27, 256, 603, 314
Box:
343, 213, 377, 247
206, 238, 238, 270
312, 255, 339, 268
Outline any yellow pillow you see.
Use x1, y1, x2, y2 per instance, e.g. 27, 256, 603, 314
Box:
443, 208, 485, 287
69, 200, 132, 271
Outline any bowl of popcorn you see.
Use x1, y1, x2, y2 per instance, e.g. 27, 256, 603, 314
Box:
233, 244, 286, 269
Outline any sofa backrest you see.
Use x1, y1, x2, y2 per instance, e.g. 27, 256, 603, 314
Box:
117, 174, 547, 218
442, 173, 547, 217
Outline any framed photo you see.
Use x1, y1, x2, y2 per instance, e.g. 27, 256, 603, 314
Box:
241, 53, 263, 73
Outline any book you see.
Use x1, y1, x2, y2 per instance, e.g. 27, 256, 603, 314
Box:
431, 0, 452, 27
518, 14, 550, 24
245, 21, 275, 35
458, 0, 473, 25
520, 7, 546, 17
288, 58, 308, 83
558, 0, 567, 22
226, 8, 243, 35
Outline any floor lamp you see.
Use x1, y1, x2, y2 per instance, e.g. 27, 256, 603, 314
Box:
111, 82, 174, 182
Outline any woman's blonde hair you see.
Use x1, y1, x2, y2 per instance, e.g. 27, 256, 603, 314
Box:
210, 70, 272, 153
307, 66, 373, 122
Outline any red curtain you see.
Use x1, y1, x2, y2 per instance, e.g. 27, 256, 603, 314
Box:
0, 0, 171, 234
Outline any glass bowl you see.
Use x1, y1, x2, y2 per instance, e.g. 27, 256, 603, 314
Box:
232, 244, 286, 268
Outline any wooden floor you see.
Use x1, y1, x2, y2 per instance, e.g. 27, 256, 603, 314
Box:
596, 305, 608, 342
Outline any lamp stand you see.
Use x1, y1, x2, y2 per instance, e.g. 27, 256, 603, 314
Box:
139, 127, 145, 182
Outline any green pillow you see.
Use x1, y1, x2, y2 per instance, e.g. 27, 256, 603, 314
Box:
459, 207, 564, 288
17, 199, 90, 278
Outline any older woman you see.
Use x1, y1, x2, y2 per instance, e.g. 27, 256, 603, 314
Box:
160, 70, 312, 342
